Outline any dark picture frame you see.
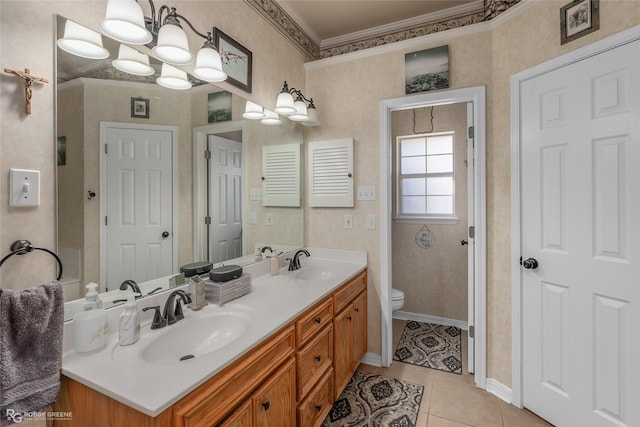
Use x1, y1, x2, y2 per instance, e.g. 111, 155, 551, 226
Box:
405, 45, 449, 95
131, 97, 149, 118
213, 27, 252, 93
560, 0, 600, 45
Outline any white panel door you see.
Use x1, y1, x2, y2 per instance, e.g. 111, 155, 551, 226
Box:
521, 40, 640, 426
209, 135, 242, 264
104, 124, 175, 289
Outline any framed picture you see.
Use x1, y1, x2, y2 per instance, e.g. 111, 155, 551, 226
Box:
213, 27, 252, 93
560, 0, 599, 45
131, 97, 149, 118
208, 91, 233, 123
405, 45, 449, 95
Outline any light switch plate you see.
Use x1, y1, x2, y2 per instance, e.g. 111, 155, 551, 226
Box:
357, 186, 376, 201
366, 214, 376, 230
10, 168, 40, 206
344, 214, 353, 229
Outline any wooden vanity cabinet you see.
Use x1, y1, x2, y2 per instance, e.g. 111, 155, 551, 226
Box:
333, 270, 367, 399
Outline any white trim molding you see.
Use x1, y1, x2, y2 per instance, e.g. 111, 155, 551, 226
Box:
486, 378, 513, 404
392, 311, 468, 331
510, 24, 640, 409
361, 352, 383, 368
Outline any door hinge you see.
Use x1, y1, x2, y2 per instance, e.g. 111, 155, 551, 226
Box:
104, 143, 108, 154
469, 325, 475, 338
204, 216, 211, 225
468, 226, 475, 239
204, 149, 211, 160
105, 216, 108, 226
468, 126, 474, 139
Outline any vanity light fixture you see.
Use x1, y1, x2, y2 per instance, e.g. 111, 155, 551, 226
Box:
260, 109, 282, 125
112, 44, 155, 76
274, 81, 320, 126
101, 0, 227, 81
242, 101, 265, 120
57, 20, 110, 60
156, 63, 192, 90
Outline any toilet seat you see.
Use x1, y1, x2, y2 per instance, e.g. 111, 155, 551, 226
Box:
391, 288, 405, 311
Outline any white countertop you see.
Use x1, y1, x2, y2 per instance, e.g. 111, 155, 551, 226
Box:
61, 248, 367, 417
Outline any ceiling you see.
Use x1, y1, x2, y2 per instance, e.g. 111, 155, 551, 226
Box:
276, 0, 481, 47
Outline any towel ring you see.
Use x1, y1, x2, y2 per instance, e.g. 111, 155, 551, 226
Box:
0, 239, 63, 281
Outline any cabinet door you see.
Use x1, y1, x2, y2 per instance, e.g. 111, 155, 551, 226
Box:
219, 400, 252, 427
253, 359, 296, 427
352, 291, 367, 370
333, 306, 353, 399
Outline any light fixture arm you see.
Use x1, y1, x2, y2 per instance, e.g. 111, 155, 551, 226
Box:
141, 0, 211, 44
280, 81, 317, 107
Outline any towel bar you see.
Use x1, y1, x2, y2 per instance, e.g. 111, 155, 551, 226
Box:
0, 239, 63, 280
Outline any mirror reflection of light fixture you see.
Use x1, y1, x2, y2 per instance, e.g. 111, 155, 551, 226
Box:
101, 0, 152, 45
274, 81, 320, 126
57, 20, 110, 60
112, 44, 155, 76
243, 101, 265, 120
156, 63, 192, 90
101, 0, 228, 79
260, 109, 282, 125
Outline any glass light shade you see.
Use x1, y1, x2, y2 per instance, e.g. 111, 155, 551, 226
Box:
301, 106, 320, 126
112, 44, 154, 76
156, 63, 192, 90
57, 20, 109, 60
242, 101, 265, 120
260, 109, 282, 125
274, 91, 296, 115
288, 99, 309, 121
100, 0, 152, 45
193, 47, 227, 82
152, 23, 193, 65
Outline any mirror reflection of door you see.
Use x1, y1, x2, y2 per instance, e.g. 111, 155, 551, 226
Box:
102, 122, 176, 290
208, 135, 243, 264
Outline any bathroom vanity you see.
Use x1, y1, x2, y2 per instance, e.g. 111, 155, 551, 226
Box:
54, 249, 367, 427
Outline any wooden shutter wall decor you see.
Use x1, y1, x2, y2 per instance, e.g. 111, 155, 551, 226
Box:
308, 138, 354, 207
261, 143, 301, 207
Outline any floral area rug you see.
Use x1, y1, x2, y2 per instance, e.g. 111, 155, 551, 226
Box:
321, 370, 424, 427
393, 321, 462, 374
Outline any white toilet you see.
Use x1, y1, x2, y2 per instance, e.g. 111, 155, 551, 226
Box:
391, 288, 405, 312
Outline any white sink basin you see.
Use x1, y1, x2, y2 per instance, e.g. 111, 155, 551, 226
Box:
113, 308, 254, 365
294, 261, 346, 281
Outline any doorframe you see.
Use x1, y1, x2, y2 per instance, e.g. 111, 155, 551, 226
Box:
510, 24, 640, 409
99, 121, 179, 291
380, 86, 487, 389
193, 121, 245, 262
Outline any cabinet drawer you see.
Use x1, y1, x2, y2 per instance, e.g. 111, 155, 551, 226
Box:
296, 298, 333, 347
333, 270, 366, 313
296, 324, 333, 400
218, 400, 251, 427
297, 368, 334, 427
174, 326, 295, 427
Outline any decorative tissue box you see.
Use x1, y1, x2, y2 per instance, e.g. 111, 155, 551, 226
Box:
205, 274, 252, 305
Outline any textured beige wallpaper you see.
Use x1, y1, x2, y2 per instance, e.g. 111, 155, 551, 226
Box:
305, 1, 640, 387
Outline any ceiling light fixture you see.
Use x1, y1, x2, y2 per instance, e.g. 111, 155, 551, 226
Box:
274, 81, 320, 126
57, 20, 110, 60
101, 0, 227, 81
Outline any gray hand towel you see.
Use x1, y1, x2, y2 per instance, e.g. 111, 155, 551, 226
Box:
0, 281, 63, 425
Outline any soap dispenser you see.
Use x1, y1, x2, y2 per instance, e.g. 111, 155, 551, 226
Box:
270, 249, 280, 276
119, 294, 140, 346
83, 282, 102, 310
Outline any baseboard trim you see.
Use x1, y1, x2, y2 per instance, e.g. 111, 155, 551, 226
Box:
392, 311, 468, 330
361, 352, 382, 367
486, 378, 512, 403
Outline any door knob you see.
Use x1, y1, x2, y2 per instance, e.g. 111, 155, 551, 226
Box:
161, 231, 170, 239
461, 240, 468, 246
521, 257, 539, 270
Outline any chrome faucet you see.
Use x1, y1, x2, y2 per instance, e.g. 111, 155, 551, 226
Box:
260, 246, 273, 255
119, 279, 141, 294
288, 249, 310, 271
162, 290, 192, 325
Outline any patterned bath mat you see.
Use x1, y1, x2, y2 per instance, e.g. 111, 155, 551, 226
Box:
393, 321, 462, 374
322, 370, 424, 427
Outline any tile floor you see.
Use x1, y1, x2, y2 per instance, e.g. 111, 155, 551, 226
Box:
357, 320, 554, 427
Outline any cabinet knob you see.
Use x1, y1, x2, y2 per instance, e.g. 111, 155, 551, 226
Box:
347, 316, 352, 321
315, 355, 321, 362
315, 317, 322, 324
315, 405, 322, 412
262, 401, 270, 411
354, 307, 360, 313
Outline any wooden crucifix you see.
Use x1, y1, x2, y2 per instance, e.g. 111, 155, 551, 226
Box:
4, 68, 49, 115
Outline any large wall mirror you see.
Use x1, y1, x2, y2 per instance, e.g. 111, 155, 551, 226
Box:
56, 15, 304, 320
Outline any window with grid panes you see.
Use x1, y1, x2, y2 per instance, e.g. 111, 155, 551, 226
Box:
396, 132, 455, 219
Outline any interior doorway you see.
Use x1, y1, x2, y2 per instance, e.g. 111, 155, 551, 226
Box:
379, 86, 487, 389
